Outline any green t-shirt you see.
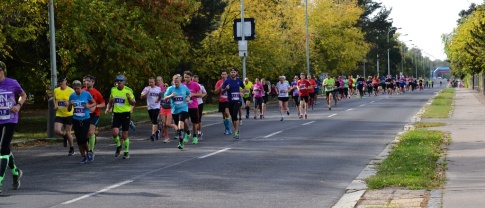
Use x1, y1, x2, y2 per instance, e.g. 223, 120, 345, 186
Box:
323, 78, 335, 91
110, 86, 135, 113
243, 81, 253, 98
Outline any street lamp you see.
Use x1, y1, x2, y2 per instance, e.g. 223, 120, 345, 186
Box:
387, 27, 401, 76
305, 0, 310, 75
400, 39, 411, 75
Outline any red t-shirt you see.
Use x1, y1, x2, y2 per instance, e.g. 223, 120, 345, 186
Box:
307, 79, 316, 93
82, 87, 105, 116
215, 79, 228, 102
297, 80, 311, 96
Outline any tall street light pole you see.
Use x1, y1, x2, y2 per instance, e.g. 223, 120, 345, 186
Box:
305, 0, 310, 75
387, 27, 401, 76
48, 0, 57, 138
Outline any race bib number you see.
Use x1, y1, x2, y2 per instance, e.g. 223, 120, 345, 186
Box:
114, 97, 125, 106
326, 86, 334, 91
174, 96, 184, 105
0, 108, 10, 120
221, 91, 228, 99
57, 100, 67, 108
299, 84, 306, 89
74, 106, 85, 117
231, 92, 240, 101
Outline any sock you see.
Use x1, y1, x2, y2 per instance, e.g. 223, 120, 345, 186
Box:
197, 130, 201, 135
124, 138, 130, 153
0, 155, 9, 184
224, 118, 230, 130
245, 106, 250, 115
89, 134, 96, 151
114, 136, 121, 147
8, 153, 19, 176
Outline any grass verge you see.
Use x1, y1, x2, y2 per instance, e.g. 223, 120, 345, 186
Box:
422, 88, 455, 118
413, 122, 447, 129
365, 129, 448, 190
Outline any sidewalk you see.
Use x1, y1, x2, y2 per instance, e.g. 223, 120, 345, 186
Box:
442, 88, 485, 208
333, 88, 485, 208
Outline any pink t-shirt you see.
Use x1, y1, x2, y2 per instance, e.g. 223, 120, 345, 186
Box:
183, 81, 201, 109
252, 83, 263, 98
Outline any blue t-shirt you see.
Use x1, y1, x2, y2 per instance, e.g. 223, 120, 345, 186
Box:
164, 85, 191, 114
69, 91, 93, 121
221, 78, 245, 102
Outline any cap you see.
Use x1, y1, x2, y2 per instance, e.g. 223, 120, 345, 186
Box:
58, 76, 67, 82
230, 67, 238, 72
115, 75, 126, 82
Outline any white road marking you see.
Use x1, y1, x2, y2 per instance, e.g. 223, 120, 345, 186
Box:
302, 121, 315, 126
62, 180, 133, 205
345, 108, 353, 111
328, 114, 337, 118
203, 122, 222, 127
263, 131, 283, 138
198, 148, 232, 159
370, 101, 375, 104
359, 104, 365, 107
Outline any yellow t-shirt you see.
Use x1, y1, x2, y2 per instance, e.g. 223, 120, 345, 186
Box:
54, 87, 74, 117
110, 86, 135, 113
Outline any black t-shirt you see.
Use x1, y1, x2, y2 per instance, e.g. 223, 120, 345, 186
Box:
357, 78, 365, 86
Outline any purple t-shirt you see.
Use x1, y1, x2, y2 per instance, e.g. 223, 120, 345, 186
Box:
0, 78, 24, 124
184, 81, 201, 109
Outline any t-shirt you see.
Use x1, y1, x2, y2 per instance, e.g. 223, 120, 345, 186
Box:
54, 86, 75, 117
276, 82, 290, 97
197, 84, 206, 105
344, 79, 349, 88
323, 78, 335, 91
221, 78, 245, 102
297, 79, 311, 96
158, 86, 171, 109
307, 79, 316, 93
0, 78, 24, 124
214, 79, 228, 102
141, 86, 162, 110
252, 83, 263, 98
110, 86, 135, 113
357, 78, 365, 87
164, 85, 191, 114
291, 81, 299, 96
243, 81, 253, 98
184, 81, 201, 109
348, 78, 354, 88
69, 91, 93, 120
82, 87, 105, 116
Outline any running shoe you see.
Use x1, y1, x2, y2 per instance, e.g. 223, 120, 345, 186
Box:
305, 114, 308, 119
0, 185, 2, 194
192, 136, 198, 144
299, 115, 303, 119
155, 130, 160, 140
197, 133, 202, 140
68, 148, 75, 156
183, 133, 190, 143
173, 134, 180, 140
260, 115, 263, 119
123, 152, 130, 159
239, 120, 243, 125
163, 138, 170, 143
79, 156, 87, 164
12, 169, 22, 190
178, 141, 184, 149
280, 117, 284, 121
115, 145, 122, 157
234, 131, 239, 139
224, 129, 231, 135
245, 114, 249, 119
63, 134, 68, 147
129, 120, 136, 131
254, 116, 257, 119
150, 134, 155, 142
287, 111, 290, 116
87, 151, 94, 161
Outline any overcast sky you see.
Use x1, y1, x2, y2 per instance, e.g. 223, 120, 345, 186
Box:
376, 0, 483, 60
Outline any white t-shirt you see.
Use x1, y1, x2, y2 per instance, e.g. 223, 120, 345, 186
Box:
197, 84, 206, 104
141, 86, 162, 110
276, 81, 290, 97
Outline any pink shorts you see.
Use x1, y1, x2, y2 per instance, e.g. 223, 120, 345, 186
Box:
160, 108, 172, 116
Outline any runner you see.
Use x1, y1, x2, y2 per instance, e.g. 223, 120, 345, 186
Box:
156, 76, 177, 143
140, 77, 162, 141
356, 75, 365, 98
276, 76, 291, 121
385, 75, 394, 95
343, 76, 349, 99
322, 74, 335, 110
307, 74, 317, 110
82, 75, 105, 159
348, 75, 354, 97
67, 80, 96, 163
261, 78, 269, 118
164, 75, 191, 149
366, 76, 373, 96
182, 71, 202, 144
193, 75, 207, 140
252, 78, 264, 119
242, 77, 253, 119
291, 76, 301, 117
297, 73, 311, 119
214, 70, 231, 135
221, 68, 245, 139
53, 76, 76, 156
372, 75, 380, 96
0, 61, 26, 193
108, 75, 136, 159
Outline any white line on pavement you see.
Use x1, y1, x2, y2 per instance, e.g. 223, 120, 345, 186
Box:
359, 104, 365, 107
328, 114, 337, 118
370, 101, 375, 104
198, 148, 231, 159
62, 180, 134, 205
345, 108, 353, 111
263, 131, 282, 138
203, 122, 222, 127
302, 121, 315, 126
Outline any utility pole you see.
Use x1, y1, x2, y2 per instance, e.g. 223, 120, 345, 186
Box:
47, 0, 57, 138
305, 0, 310, 75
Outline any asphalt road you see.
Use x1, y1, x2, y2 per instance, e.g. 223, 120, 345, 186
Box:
1, 85, 444, 208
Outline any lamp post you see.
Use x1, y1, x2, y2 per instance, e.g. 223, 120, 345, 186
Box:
387, 27, 401, 76
400, 39, 412, 75
305, 0, 310, 75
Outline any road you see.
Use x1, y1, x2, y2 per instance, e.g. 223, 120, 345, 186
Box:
1, 86, 443, 208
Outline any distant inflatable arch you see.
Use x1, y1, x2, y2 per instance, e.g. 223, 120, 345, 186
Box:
433, 67, 450, 78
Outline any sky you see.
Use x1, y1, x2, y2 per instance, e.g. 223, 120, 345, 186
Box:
376, 0, 483, 61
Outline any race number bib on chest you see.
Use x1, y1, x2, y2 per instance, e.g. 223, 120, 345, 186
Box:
174, 96, 184, 104
114, 97, 125, 106
231, 92, 240, 101
57, 100, 67, 108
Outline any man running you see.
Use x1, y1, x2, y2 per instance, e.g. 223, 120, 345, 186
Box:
164, 75, 192, 149
307, 74, 317, 109
108, 75, 135, 159
276, 76, 291, 121
214, 70, 231, 135
252, 78, 264, 119
221, 68, 245, 139
291, 76, 300, 117
82, 75, 105, 159
297, 73, 311, 119
322, 74, 335, 110
141, 77, 162, 141
182, 71, 202, 144
242, 77, 253, 119
356, 75, 365, 98
193, 75, 207, 140
53, 76, 75, 156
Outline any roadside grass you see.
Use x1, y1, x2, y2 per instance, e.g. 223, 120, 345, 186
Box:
421, 88, 455, 118
365, 129, 448, 190
15, 103, 217, 140
413, 122, 447, 129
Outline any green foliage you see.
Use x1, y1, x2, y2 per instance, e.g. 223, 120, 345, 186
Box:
422, 88, 454, 118
365, 129, 445, 190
